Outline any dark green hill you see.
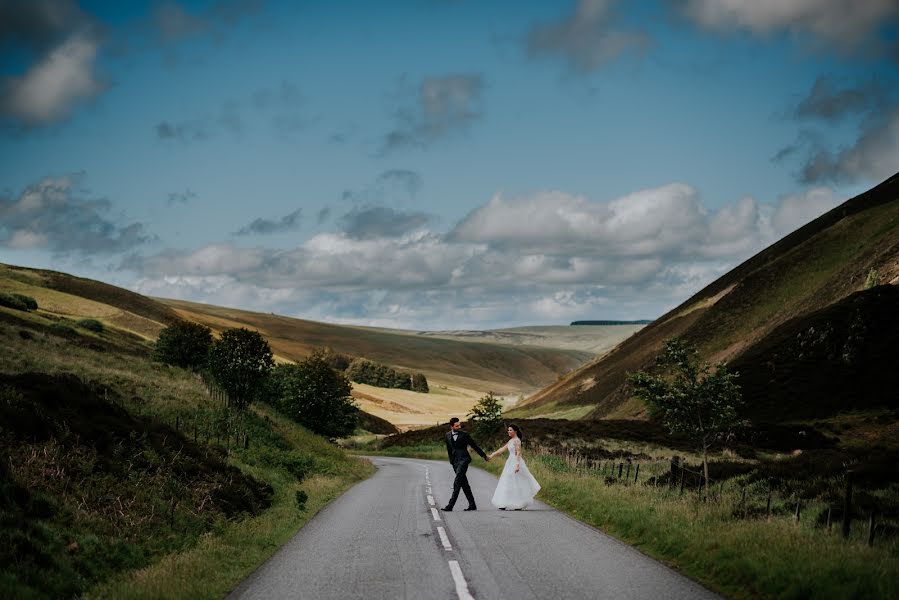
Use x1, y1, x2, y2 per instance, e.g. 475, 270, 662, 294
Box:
513, 172, 899, 423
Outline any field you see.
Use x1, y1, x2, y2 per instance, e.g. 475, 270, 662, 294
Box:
159, 297, 627, 426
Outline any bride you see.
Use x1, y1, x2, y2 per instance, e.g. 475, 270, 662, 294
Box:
488, 424, 541, 510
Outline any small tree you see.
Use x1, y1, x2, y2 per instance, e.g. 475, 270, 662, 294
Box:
628, 338, 743, 495
207, 328, 274, 410
411, 372, 429, 393
467, 392, 504, 439
153, 320, 214, 371
270, 350, 357, 439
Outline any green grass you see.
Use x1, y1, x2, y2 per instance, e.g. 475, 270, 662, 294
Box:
366, 442, 898, 600
0, 314, 374, 599
86, 406, 373, 600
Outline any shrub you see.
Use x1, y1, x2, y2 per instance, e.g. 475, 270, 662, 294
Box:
207, 328, 274, 410
77, 319, 105, 333
48, 323, 77, 337
0, 292, 29, 311
12, 293, 38, 310
345, 357, 411, 390
865, 268, 882, 289
270, 351, 357, 439
153, 321, 213, 371
467, 392, 504, 439
319, 347, 352, 371
411, 372, 429, 393
295, 490, 308, 511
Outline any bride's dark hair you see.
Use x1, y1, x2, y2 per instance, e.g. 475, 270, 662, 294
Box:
508, 423, 523, 440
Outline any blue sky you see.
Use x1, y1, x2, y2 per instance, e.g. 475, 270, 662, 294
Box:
1, 0, 898, 329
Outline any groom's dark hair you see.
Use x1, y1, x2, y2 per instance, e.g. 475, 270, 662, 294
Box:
449, 417, 460, 426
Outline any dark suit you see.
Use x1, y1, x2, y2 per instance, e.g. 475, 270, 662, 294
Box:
444, 429, 487, 509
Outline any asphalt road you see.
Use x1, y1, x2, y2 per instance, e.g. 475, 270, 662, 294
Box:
228, 456, 721, 600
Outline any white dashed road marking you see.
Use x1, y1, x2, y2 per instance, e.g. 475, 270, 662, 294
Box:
436, 526, 452, 551
431, 508, 441, 521
427, 495, 435, 506
448, 560, 475, 600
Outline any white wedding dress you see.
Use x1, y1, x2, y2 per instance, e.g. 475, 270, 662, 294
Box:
491, 437, 541, 510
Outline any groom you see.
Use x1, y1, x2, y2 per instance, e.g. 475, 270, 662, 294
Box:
441, 417, 489, 511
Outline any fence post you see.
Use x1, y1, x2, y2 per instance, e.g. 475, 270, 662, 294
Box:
795, 498, 801, 522
842, 471, 854, 539
618, 463, 624, 479
634, 463, 640, 484
670, 456, 680, 489
766, 489, 772, 519
868, 509, 876, 547
679, 468, 685, 496
625, 462, 631, 482
244, 434, 250, 450
740, 486, 746, 517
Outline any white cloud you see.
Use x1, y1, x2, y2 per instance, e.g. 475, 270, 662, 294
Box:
1, 34, 106, 126
680, 0, 899, 51
0, 174, 150, 254
123, 182, 844, 328
800, 105, 899, 185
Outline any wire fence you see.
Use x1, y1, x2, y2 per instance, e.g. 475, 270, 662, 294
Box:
527, 442, 889, 548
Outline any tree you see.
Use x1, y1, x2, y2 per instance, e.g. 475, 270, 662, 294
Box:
628, 338, 743, 495
467, 392, 504, 439
270, 351, 357, 439
153, 320, 213, 371
411, 372, 429, 393
207, 328, 274, 410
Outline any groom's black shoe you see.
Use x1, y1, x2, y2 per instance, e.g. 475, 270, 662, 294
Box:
441, 506, 453, 511
464, 506, 477, 511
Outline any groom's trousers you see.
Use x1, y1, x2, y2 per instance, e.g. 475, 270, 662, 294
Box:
447, 458, 476, 508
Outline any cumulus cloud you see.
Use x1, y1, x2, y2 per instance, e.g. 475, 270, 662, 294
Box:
383, 74, 484, 151
799, 104, 899, 184
526, 0, 651, 72
121, 181, 844, 328
1, 32, 106, 128
339, 206, 431, 239
0, 174, 151, 254
679, 0, 899, 53
235, 208, 303, 236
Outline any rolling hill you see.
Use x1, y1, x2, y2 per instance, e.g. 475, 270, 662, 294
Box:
2, 263, 628, 427
510, 172, 899, 422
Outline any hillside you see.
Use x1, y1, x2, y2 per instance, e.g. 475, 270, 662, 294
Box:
0, 278, 372, 598
160, 298, 594, 395
511, 172, 899, 422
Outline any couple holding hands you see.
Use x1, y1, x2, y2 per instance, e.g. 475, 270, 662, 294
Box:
441, 417, 541, 512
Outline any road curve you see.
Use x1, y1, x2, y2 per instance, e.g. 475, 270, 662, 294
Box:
228, 456, 721, 600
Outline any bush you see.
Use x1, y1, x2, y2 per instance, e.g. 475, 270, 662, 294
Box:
345, 357, 411, 390
319, 347, 352, 371
467, 392, 504, 439
48, 323, 77, 337
411, 372, 429, 393
13, 293, 38, 310
153, 321, 213, 371
0, 292, 29, 311
270, 351, 357, 439
295, 490, 308, 511
77, 319, 105, 333
865, 268, 882, 289
207, 328, 274, 410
